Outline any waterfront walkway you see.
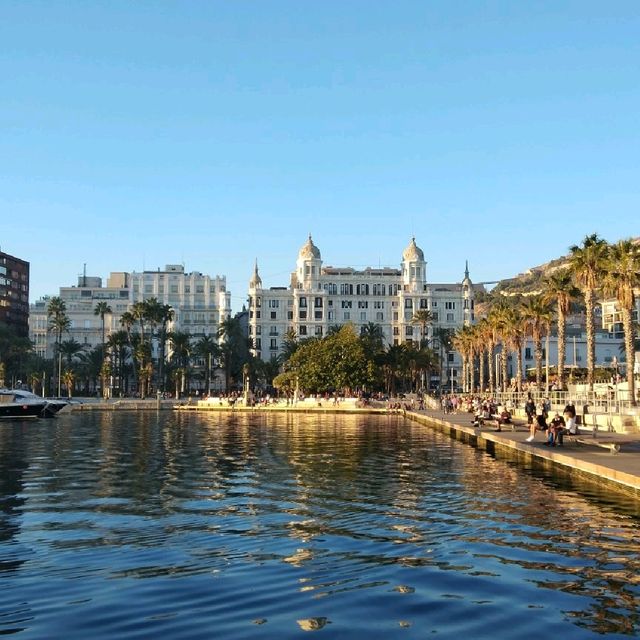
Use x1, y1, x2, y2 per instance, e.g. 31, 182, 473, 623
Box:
410, 407, 640, 498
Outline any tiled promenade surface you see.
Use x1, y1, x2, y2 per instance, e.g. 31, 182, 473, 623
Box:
409, 407, 640, 498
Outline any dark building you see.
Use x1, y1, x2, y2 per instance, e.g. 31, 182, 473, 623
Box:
0, 250, 30, 337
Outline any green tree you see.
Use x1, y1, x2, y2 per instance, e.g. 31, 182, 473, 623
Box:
217, 317, 250, 391
604, 239, 640, 405
411, 309, 434, 348
569, 234, 609, 390
541, 269, 579, 390
521, 295, 553, 389
93, 302, 112, 356
194, 334, 220, 394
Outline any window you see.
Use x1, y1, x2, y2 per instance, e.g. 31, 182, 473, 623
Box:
404, 299, 413, 309
344, 312, 350, 320
420, 298, 428, 309
341, 301, 352, 308
269, 326, 277, 335
525, 348, 533, 360
358, 301, 368, 309
448, 353, 455, 362
299, 297, 307, 308
287, 311, 293, 320
432, 301, 437, 307
271, 311, 277, 319
314, 297, 323, 308
406, 326, 413, 336
270, 339, 277, 349
268, 300, 280, 308
299, 310, 307, 319
393, 327, 399, 336
432, 312, 439, 322
360, 312, 367, 321
445, 301, 455, 310
299, 326, 307, 336
315, 310, 322, 320
328, 310, 334, 320
376, 312, 383, 321
315, 326, 323, 336
446, 313, 454, 322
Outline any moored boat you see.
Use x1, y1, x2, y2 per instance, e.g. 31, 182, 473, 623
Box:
0, 389, 50, 420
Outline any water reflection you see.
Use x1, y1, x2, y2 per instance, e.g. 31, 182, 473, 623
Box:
0, 411, 638, 638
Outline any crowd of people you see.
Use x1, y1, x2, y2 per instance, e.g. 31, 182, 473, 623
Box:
439, 392, 580, 443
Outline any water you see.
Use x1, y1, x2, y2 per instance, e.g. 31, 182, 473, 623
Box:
1, 411, 639, 639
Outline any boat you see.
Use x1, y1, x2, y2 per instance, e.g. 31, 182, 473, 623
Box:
0, 389, 50, 420
11, 389, 69, 417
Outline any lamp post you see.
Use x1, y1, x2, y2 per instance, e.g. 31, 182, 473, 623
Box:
57, 350, 62, 398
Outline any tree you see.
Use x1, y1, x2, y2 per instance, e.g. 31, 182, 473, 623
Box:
360, 322, 385, 358
58, 338, 85, 369
433, 327, 455, 392
521, 295, 553, 389
569, 234, 609, 390
284, 325, 374, 394
411, 309, 434, 348
541, 269, 579, 391
169, 330, 192, 397
604, 239, 640, 406
194, 334, 220, 394
47, 297, 71, 396
217, 317, 250, 391
93, 302, 112, 356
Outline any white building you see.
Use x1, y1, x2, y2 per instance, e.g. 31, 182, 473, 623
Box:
129, 264, 231, 339
248, 236, 480, 386
30, 272, 130, 358
30, 265, 232, 359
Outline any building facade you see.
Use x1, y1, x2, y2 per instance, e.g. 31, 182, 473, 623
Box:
0, 250, 30, 337
129, 265, 231, 339
248, 237, 479, 385
29, 273, 131, 359
30, 265, 232, 359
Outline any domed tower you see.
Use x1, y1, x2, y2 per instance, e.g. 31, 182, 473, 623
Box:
462, 260, 474, 325
295, 235, 322, 290
401, 237, 427, 292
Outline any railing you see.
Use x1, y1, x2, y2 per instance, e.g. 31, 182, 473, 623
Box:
454, 389, 638, 416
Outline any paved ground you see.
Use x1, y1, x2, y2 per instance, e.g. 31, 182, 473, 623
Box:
411, 407, 640, 496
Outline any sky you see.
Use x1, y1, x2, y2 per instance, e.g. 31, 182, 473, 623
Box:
1, 1, 638, 312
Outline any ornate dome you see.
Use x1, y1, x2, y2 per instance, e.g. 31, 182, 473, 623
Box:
298, 234, 321, 260
402, 237, 424, 262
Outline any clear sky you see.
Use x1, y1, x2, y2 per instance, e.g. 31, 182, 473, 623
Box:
2, 1, 638, 312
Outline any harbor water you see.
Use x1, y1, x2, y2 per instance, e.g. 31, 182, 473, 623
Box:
1, 411, 639, 638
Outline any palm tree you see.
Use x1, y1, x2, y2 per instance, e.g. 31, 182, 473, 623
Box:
194, 334, 220, 394
433, 327, 454, 392
452, 326, 474, 393
360, 322, 385, 358
58, 338, 85, 369
496, 303, 525, 393
169, 330, 192, 397
47, 297, 71, 396
93, 302, 112, 356
106, 330, 130, 395
604, 239, 640, 406
411, 309, 434, 348
541, 269, 579, 390
568, 234, 609, 390
521, 296, 553, 390
217, 317, 250, 391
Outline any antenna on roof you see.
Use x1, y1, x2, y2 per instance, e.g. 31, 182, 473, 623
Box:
83, 263, 87, 287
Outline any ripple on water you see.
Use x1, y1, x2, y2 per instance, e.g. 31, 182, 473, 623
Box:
0, 411, 639, 639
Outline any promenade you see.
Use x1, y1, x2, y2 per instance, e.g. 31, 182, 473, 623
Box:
409, 407, 640, 500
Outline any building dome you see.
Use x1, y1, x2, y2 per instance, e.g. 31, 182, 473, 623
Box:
298, 234, 321, 260
402, 237, 424, 262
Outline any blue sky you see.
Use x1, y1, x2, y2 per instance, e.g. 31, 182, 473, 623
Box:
2, 1, 638, 311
